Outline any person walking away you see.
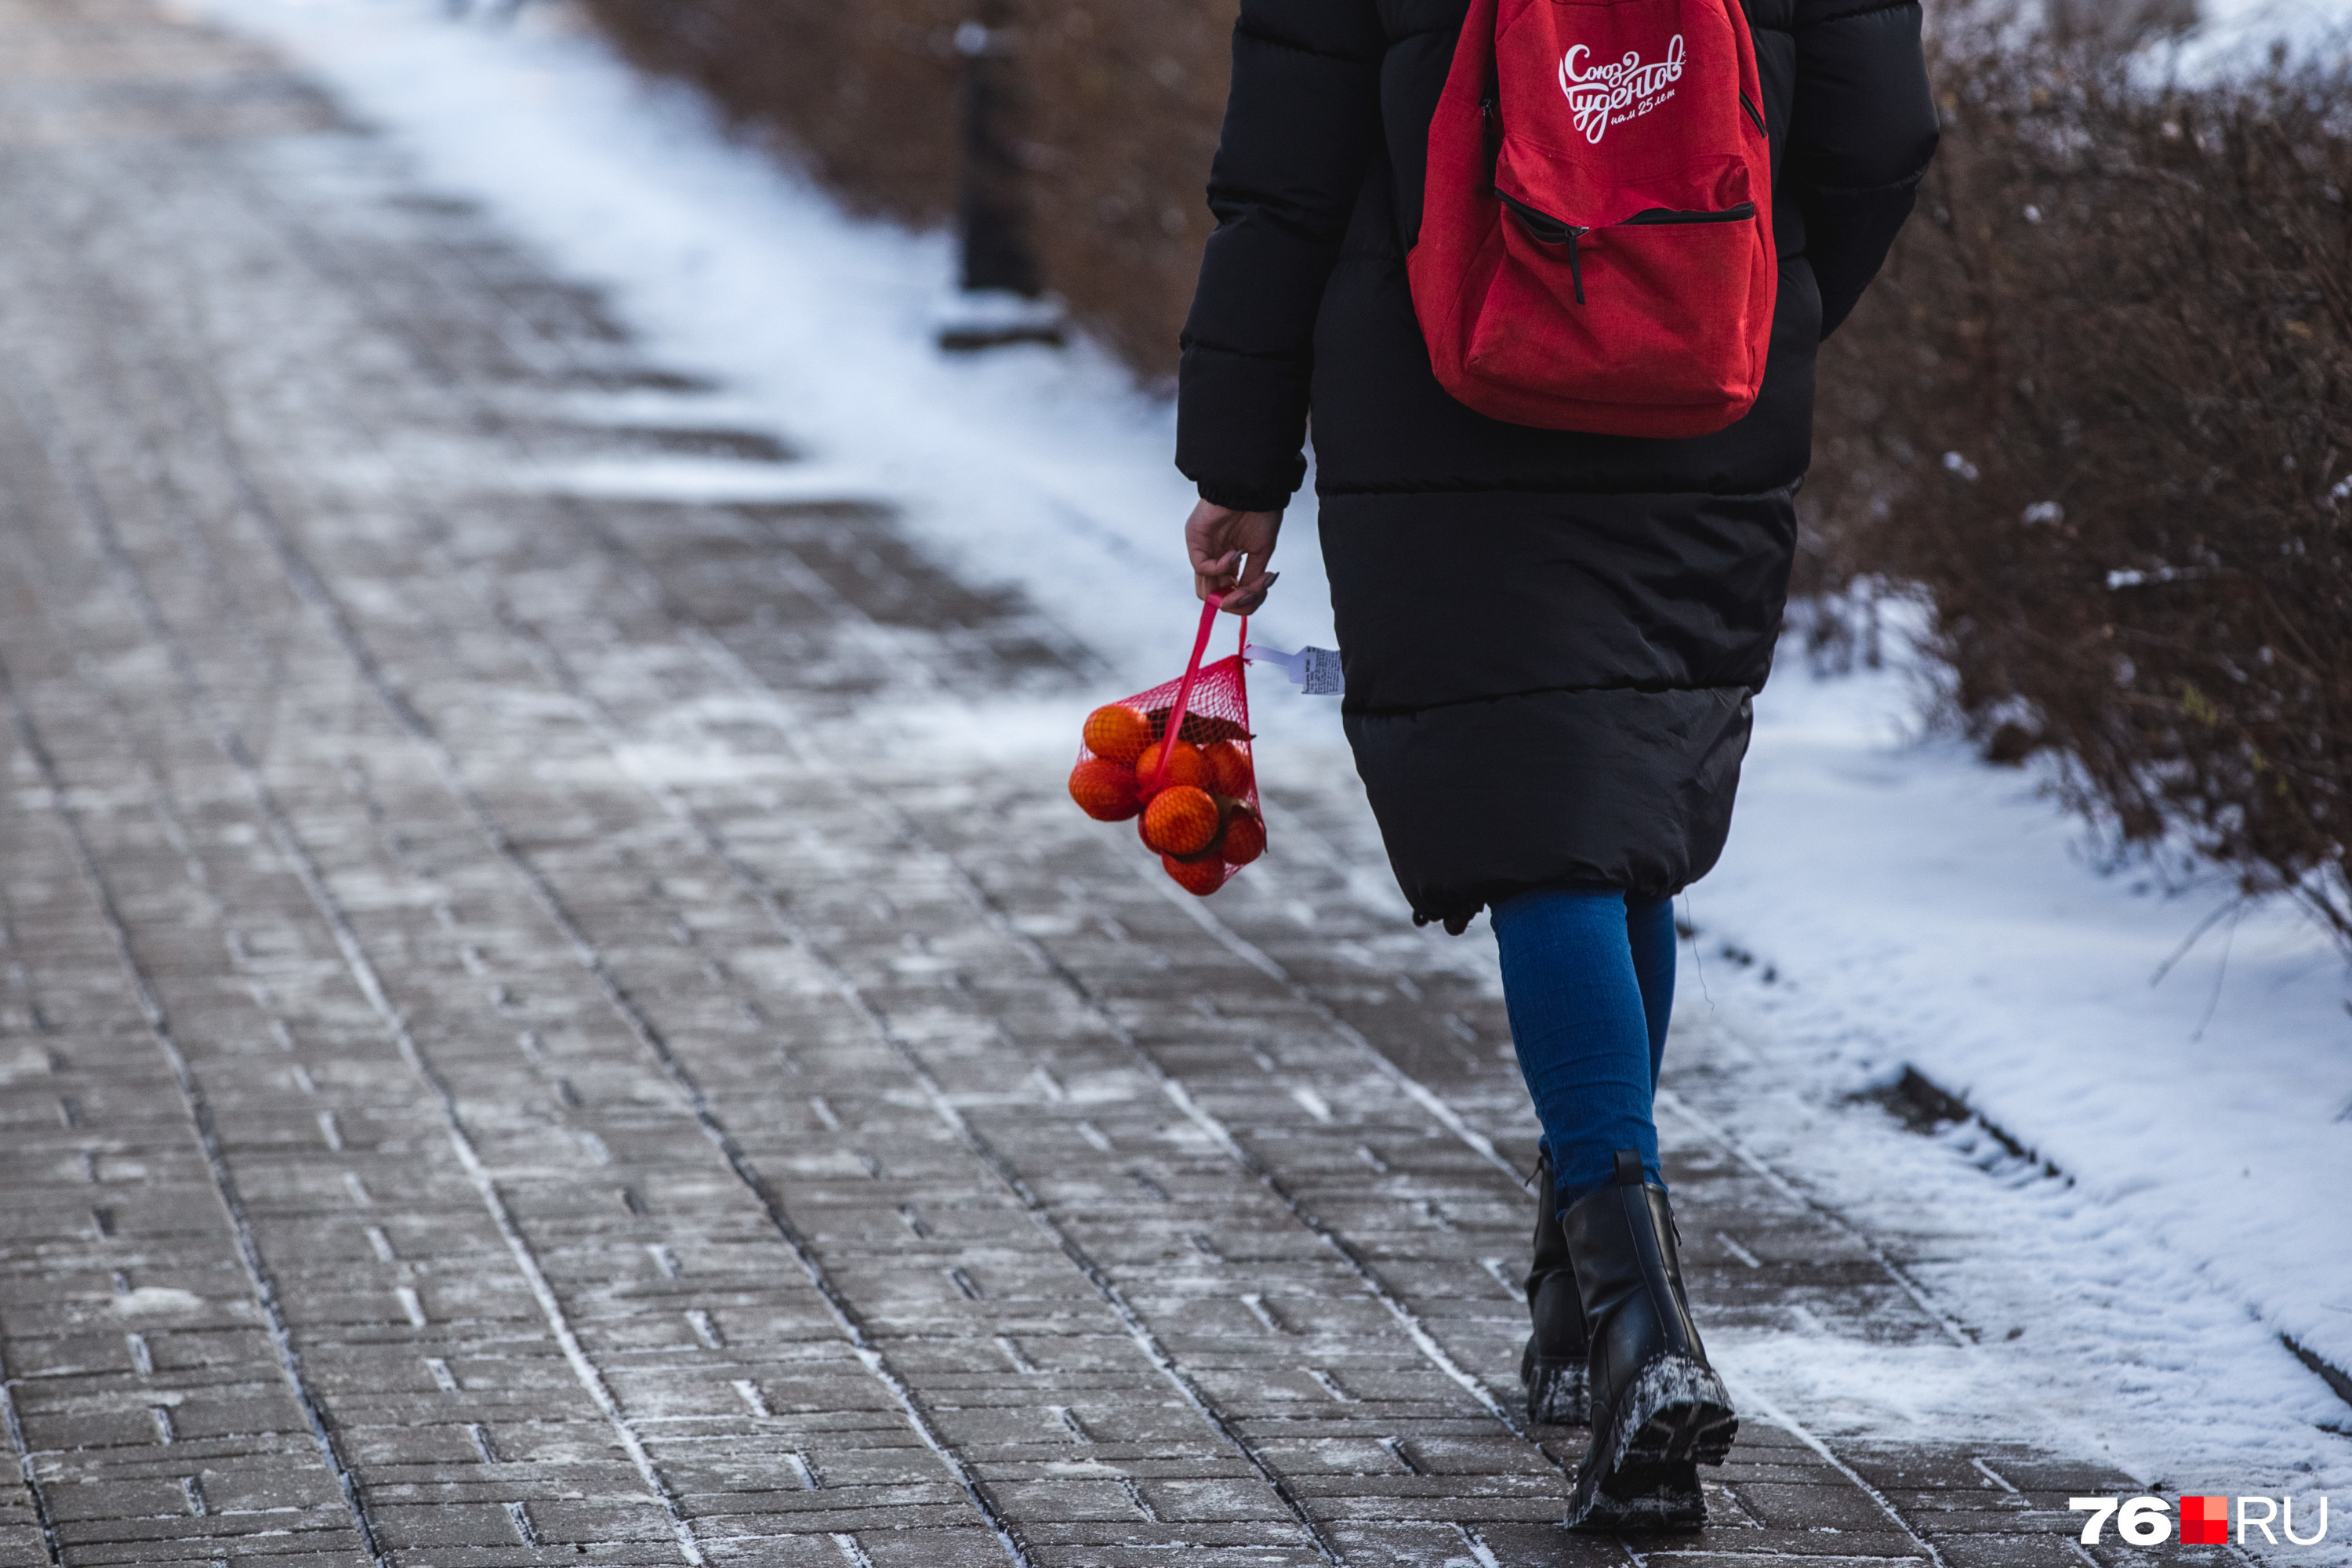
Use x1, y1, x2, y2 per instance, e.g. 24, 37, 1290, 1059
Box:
1174, 0, 1936, 1531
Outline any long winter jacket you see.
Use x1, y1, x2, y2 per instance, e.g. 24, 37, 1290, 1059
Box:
1176, 0, 1938, 927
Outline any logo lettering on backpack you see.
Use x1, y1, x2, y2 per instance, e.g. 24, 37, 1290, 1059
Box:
1559, 34, 1686, 143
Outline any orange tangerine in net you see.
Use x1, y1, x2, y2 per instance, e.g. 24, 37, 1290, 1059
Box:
1082, 704, 1152, 768
1142, 785, 1219, 856
1163, 854, 1225, 897
1203, 739, 1253, 798
1221, 808, 1266, 866
1134, 739, 1210, 795
1068, 758, 1142, 822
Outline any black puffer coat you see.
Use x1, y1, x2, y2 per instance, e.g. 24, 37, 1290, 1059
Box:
1177, 0, 1937, 927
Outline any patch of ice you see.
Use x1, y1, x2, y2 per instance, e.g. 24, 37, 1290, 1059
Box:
0, 1045, 51, 1084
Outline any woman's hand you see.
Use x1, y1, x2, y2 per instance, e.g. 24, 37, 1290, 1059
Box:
1185, 499, 1282, 615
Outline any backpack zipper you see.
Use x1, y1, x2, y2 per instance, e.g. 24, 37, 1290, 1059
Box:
1498, 196, 1757, 302
1620, 201, 1759, 226
1480, 93, 1503, 191
1496, 191, 1588, 303
1739, 92, 1767, 140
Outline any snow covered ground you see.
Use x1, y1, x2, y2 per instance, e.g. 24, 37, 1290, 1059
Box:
2180, 0, 2352, 70
187, 0, 2352, 1532
1690, 656, 2352, 1510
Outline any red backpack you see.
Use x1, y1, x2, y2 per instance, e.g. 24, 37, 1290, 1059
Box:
1408, 0, 1777, 438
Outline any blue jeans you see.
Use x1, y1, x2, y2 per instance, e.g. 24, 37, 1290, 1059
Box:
1491, 887, 1675, 1207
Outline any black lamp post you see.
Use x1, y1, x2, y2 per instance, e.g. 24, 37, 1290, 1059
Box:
938, 1, 1064, 350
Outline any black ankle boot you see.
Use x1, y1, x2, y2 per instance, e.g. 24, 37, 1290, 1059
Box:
1559, 1150, 1736, 1531
1519, 1150, 1589, 1425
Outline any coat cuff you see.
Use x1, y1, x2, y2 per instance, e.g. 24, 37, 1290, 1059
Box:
1195, 476, 1296, 514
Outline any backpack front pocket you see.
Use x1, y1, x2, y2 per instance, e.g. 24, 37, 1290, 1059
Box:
1469, 180, 1768, 411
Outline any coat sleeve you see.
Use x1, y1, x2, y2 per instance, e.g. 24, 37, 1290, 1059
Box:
1784, 0, 1940, 338
1175, 0, 1387, 513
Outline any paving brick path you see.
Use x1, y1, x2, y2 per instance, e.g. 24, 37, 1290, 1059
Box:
0, 3, 2158, 1565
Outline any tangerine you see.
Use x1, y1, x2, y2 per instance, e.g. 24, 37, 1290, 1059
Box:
1134, 739, 1210, 795
1163, 854, 1225, 897
1221, 808, 1266, 866
1082, 703, 1152, 768
1141, 785, 1219, 856
1068, 758, 1142, 822
1203, 739, 1254, 797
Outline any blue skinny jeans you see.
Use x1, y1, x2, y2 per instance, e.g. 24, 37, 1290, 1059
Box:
1491, 887, 1675, 1207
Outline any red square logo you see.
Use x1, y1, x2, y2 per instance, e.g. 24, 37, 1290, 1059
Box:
2180, 1495, 2230, 1545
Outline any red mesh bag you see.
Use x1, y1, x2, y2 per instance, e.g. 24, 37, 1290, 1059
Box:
1068, 597, 1262, 896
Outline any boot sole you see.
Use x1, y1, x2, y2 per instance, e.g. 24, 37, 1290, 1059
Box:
1566, 1459, 1706, 1532
1563, 1353, 1736, 1531
1523, 1354, 1591, 1427
1612, 1352, 1737, 1468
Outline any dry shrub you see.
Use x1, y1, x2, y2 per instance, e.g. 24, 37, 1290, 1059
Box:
1808, 12, 2352, 947
577, 1, 968, 216
1019, 3, 1234, 376
2044, 0, 2200, 50
576, 0, 1235, 377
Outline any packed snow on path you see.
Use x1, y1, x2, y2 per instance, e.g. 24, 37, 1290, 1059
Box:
192, 0, 2352, 1526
